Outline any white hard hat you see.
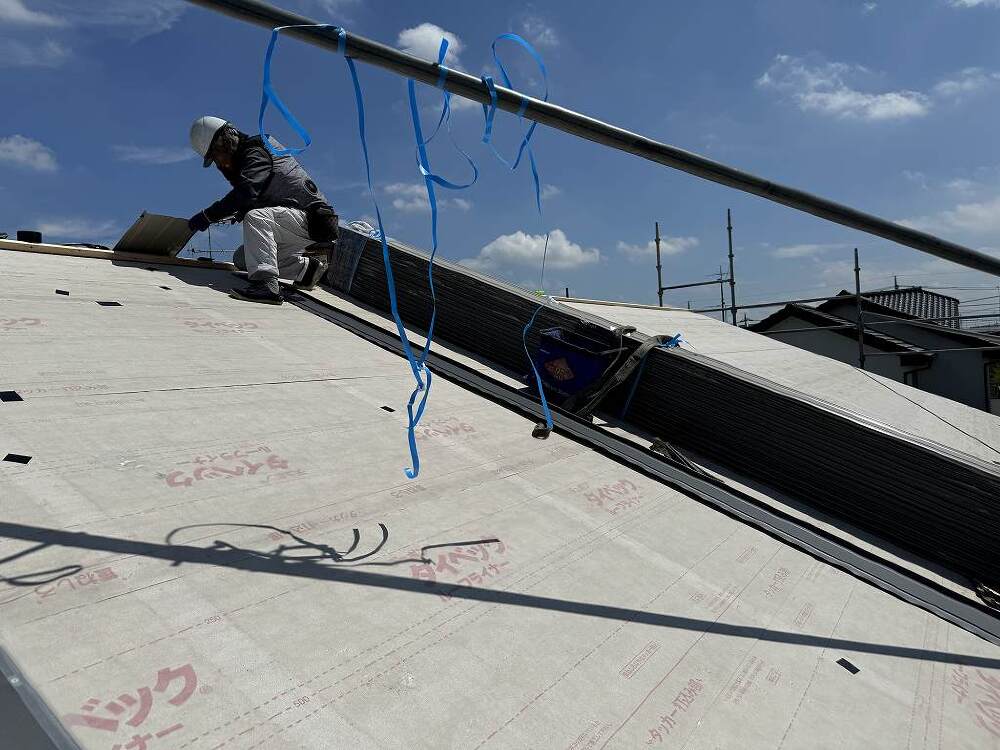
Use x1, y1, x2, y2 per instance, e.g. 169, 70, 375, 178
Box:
189, 116, 228, 167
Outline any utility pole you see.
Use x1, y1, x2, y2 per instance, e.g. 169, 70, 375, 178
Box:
894, 275, 899, 290
655, 221, 663, 307
726, 209, 737, 326
565, 287, 570, 298
718, 265, 727, 324
854, 248, 866, 370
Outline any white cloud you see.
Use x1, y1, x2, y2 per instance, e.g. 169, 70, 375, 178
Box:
932, 67, 1000, 98
0, 0, 63, 25
862, 2, 878, 14
0, 135, 57, 172
540, 184, 561, 200
769, 243, 844, 259
396, 22, 480, 111
949, 0, 1000, 7
902, 170, 929, 190
462, 229, 600, 271
35, 217, 120, 241
617, 236, 698, 262
944, 177, 977, 195
307, 0, 358, 15
384, 182, 473, 213
37, 1, 186, 40
0, 38, 69, 67
757, 54, 930, 121
397, 22, 464, 66
901, 194, 1000, 235
518, 15, 559, 48
111, 145, 196, 165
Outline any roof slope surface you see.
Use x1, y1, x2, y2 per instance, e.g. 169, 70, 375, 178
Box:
1, 252, 999, 749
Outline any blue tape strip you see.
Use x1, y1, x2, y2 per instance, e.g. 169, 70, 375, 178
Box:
522, 305, 554, 430
481, 75, 498, 144
258, 24, 338, 157
339, 30, 430, 478
406, 37, 480, 364
619, 333, 684, 419
481, 33, 553, 430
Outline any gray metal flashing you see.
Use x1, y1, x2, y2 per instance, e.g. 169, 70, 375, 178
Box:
0, 647, 80, 750
287, 291, 1000, 647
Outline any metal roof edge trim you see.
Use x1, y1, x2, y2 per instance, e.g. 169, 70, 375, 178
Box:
0, 239, 233, 270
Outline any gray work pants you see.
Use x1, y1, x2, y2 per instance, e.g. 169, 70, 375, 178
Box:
242, 206, 311, 282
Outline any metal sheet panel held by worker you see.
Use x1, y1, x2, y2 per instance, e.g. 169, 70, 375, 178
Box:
113, 212, 194, 256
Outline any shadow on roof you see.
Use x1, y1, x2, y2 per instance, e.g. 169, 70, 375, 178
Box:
1, 520, 998, 669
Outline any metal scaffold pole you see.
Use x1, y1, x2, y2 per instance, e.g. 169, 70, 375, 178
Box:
726, 209, 737, 326
184, 0, 1000, 277
655, 222, 664, 307
854, 248, 866, 370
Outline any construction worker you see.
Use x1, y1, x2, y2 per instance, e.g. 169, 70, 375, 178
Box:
187, 116, 338, 305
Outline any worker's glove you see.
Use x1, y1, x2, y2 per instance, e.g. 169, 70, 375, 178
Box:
188, 211, 211, 233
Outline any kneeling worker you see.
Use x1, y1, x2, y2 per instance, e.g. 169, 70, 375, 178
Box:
187, 116, 338, 305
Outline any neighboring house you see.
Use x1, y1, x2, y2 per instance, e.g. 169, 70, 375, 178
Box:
864, 287, 960, 327
751, 290, 1000, 413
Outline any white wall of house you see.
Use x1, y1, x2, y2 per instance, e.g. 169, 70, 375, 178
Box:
764, 314, 907, 382
825, 301, 991, 411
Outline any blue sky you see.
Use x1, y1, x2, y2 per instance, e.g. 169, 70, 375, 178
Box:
2, 0, 1000, 320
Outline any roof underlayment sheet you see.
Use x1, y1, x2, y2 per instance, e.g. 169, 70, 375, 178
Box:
2, 250, 1000, 749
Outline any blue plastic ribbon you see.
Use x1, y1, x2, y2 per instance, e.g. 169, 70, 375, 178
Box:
522, 304, 554, 430
338, 29, 432, 478
480, 33, 549, 212
406, 39, 480, 373
480, 33, 553, 431
258, 24, 338, 157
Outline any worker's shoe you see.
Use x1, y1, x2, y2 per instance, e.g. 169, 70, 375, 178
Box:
293, 256, 327, 291
229, 278, 283, 305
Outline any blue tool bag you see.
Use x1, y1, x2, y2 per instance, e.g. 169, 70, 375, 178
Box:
533, 327, 629, 402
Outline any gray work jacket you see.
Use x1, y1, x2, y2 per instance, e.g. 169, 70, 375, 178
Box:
202, 133, 331, 223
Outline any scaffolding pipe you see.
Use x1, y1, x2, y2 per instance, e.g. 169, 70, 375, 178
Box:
854, 249, 866, 370
661, 278, 727, 291
757, 312, 1000, 335
693, 293, 861, 314
655, 222, 663, 307
718, 266, 727, 325
184, 0, 1000, 278
727, 209, 737, 326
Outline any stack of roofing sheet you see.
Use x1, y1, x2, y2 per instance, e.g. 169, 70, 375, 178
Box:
343, 235, 1000, 583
